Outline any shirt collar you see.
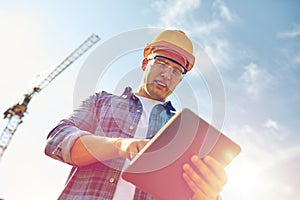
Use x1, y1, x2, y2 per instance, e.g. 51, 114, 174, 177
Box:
120, 86, 176, 112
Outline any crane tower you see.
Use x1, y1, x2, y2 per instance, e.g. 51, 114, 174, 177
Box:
0, 34, 100, 160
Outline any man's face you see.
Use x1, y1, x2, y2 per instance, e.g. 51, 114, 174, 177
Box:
141, 56, 185, 102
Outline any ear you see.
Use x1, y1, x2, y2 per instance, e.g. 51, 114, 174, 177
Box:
141, 58, 148, 71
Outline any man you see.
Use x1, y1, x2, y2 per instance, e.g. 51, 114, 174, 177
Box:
45, 30, 227, 200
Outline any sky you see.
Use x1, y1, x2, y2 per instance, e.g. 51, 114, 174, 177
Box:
0, 0, 299, 199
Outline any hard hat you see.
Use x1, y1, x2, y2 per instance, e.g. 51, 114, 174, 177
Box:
144, 30, 195, 72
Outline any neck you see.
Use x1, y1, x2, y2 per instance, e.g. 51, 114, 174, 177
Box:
135, 87, 165, 102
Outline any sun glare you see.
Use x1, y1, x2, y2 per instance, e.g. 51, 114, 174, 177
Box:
0, 12, 42, 62
222, 160, 263, 200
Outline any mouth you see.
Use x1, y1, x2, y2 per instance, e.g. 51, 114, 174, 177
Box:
154, 80, 168, 89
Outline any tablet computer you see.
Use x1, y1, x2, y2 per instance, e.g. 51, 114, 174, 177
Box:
121, 108, 241, 200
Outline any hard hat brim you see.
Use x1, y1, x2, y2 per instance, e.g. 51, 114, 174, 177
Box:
144, 41, 195, 72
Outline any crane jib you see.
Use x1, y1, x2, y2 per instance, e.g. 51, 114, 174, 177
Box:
0, 34, 100, 161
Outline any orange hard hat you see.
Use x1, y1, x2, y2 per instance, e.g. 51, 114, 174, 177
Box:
144, 30, 195, 72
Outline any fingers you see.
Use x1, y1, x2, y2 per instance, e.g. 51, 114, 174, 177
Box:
182, 171, 207, 200
192, 155, 226, 192
182, 155, 227, 200
127, 139, 149, 160
132, 139, 149, 152
202, 156, 227, 186
113, 138, 149, 160
183, 163, 215, 199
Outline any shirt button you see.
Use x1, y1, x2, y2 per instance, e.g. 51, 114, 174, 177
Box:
109, 178, 115, 183
129, 125, 134, 130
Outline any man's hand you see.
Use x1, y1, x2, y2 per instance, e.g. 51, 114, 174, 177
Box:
113, 138, 149, 160
182, 155, 227, 200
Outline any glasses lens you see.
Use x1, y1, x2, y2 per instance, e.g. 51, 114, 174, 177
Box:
153, 57, 185, 78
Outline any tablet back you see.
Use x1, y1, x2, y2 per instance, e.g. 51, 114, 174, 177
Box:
121, 108, 241, 200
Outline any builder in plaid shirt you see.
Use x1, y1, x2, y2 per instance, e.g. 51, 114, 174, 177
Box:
45, 30, 227, 200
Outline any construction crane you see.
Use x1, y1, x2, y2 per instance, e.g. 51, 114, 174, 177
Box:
0, 34, 100, 161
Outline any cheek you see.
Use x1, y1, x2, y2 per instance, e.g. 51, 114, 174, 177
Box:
169, 80, 181, 91
144, 69, 158, 83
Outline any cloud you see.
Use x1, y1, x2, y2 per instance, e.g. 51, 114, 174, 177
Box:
240, 62, 273, 100
152, 0, 200, 27
257, 148, 300, 199
202, 38, 232, 69
151, 0, 241, 70
264, 118, 279, 130
213, 0, 238, 23
224, 120, 293, 175
226, 116, 293, 161
292, 52, 300, 65
277, 24, 300, 38
194, 20, 221, 36
262, 118, 291, 141
223, 122, 300, 199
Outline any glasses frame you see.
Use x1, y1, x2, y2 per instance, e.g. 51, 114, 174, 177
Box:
149, 55, 186, 80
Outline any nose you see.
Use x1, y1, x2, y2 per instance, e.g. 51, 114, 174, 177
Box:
160, 66, 173, 80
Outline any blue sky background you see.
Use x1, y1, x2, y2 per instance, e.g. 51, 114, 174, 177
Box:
0, 1, 299, 199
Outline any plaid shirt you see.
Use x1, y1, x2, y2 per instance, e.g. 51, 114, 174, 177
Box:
45, 87, 176, 200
